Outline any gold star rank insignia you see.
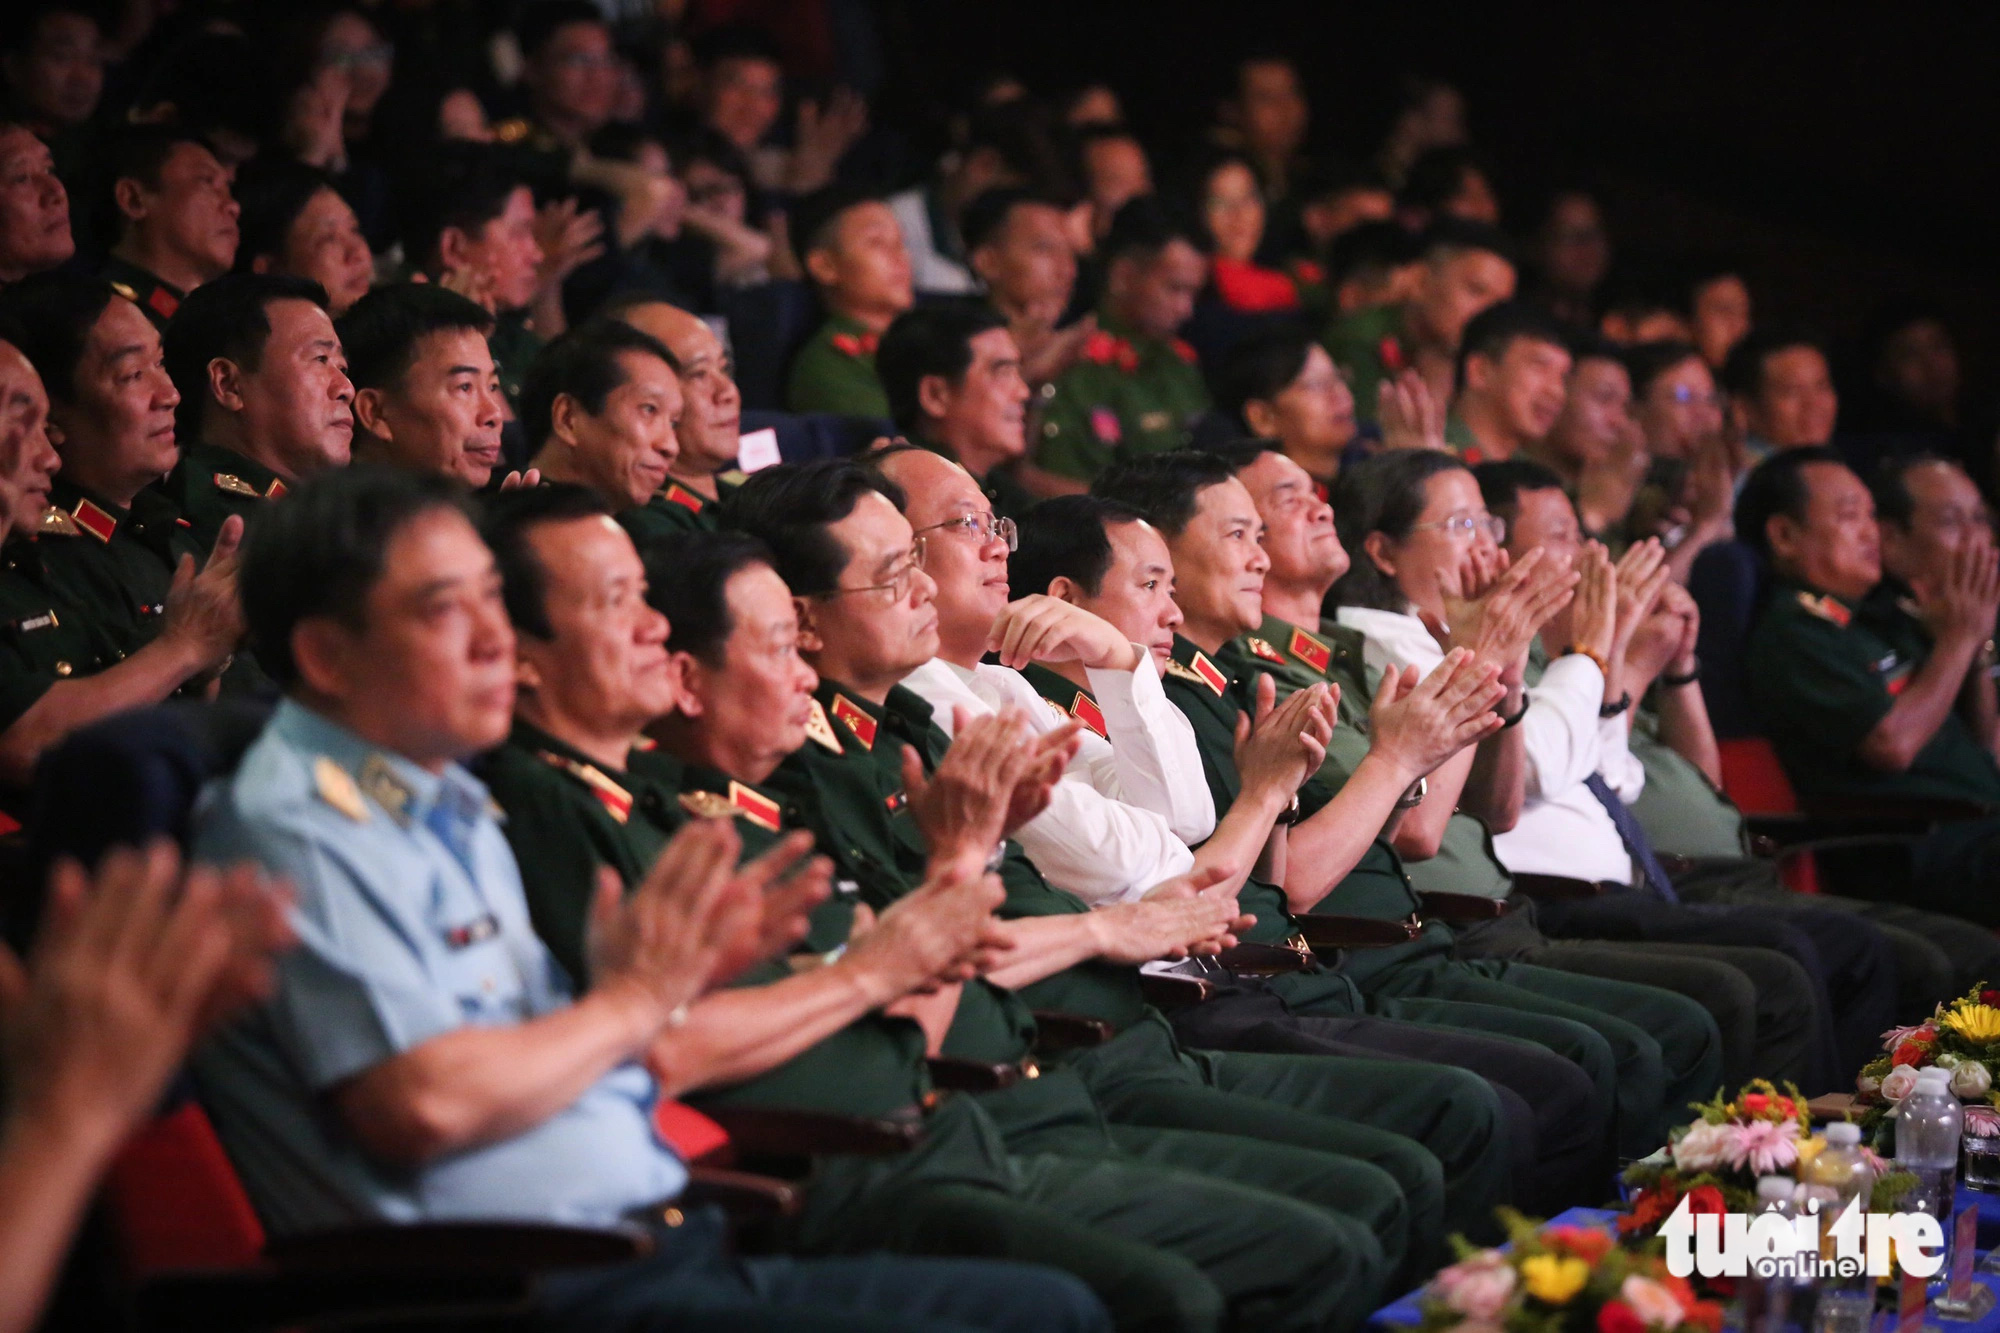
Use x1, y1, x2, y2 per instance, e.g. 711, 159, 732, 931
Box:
1287, 627, 1331, 673
37, 506, 80, 537
677, 789, 735, 820
831, 694, 877, 748
1166, 651, 1227, 696
213, 473, 261, 498
805, 698, 844, 753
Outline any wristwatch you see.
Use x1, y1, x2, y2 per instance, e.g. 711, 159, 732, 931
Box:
1395, 777, 1428, 810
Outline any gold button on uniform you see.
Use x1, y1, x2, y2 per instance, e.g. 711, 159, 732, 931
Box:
54, 661, 72, 676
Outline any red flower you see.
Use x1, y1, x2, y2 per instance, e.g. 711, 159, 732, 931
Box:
1981, 989, 2000, 1007
1598, 1301, 1645, 1333
1685, 1185, 1727, 1216
1379, 334, 1407, 373
1686, 1301, 1727, 1332
1171, 338, 1199, 365
1293, 260, 1325, 285
1776, 1097, 1798, 1119
1619, 1185, 1678, 1234
1548, 1226, 1613, 1263
1741, 1093, 1769, 1114
1082, 331, 1121, 365
1895, 1041, 1929, 1067
1661, 1273, 1701, 1315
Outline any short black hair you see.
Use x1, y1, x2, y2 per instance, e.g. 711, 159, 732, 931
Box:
1564, 329, 1625, 370
790, 184, 885, 265
1623, 339, 1705, 400
689, 21, 783, 70
1473, 457, 1567, 530
399, 142, 528, 274
721, 459, 906, 598
1419, 217, 1514, 270
163, 273, 328, 442
337, 283, 495, 394
516, 0, 607, 60
1455, 299, 1568, 390
241, 465, 475, 687
0, 270, 117, 403
1010, 495, 1150, 600
1214, 328, 1315, 431
1326, 218, 1422, 290
100, 124, 219, 243
1722, 325, 1826, 402
1733, 444, 1849, 561
875, 299, 1007, 435
961, 186, 1069, 253
519, 319, 679, 454
1400, 145, 1493, 216
1092, 449, 1237, 537
480, 482, 613, 642
231, 157, 341, 272
1101, 194, 1212, 265
1327, 448, 1470, 611
0, 2, 98, 57
646, 530, 778, 665
1868, 452, 1956, 533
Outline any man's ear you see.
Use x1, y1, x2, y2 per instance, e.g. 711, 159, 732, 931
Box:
1728, 396, 1752, 440
1047, 575, 1082, 607
290, 616, 352, 702
969, 244, 999, 288
112, 176, 149, 224
1362, 529, 1399, 580
548, 392, 584, 448
437, 225, 473, 276
915, 372, 953, 423
1765, 513, 1803, 566
514, 645, 543, 696
1462, 352, 1494, 396
350, 386, 391, 440
665, 650, 705, 717
803, 246, 841, 291
207, 357, 247, 414
1103, 253, 1136, 306
792, 595, 826, 654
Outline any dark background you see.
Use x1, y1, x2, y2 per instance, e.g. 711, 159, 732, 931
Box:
877, 0, 2000, 395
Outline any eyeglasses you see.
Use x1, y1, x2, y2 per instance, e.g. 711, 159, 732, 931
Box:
914, 511, 1018, 553
325, 42, 394, 68
813, 539, 927, 602
1662, 385, 1724, 409
1410, 512, 1505, 543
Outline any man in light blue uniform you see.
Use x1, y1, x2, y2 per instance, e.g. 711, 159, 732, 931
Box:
189, 465, 1108, 1333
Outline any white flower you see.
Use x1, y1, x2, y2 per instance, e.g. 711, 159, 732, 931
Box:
1622, 1276, 1685, 1329
1881, 1065, 1921, 1103
1671, 1120, 1742, 1173
1952, 1061, 1992, 1100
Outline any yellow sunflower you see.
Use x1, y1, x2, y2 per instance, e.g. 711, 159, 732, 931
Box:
1521, 1254, 1591, 1305
1944, 1004, 2000, 1044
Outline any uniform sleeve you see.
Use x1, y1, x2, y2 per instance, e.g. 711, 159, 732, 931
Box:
1517, 653, 1607, 801
1082, 654, 1217, 843
195, 809, 468, 1092
0, 660, 55, 732
1749, 613, 1894, 762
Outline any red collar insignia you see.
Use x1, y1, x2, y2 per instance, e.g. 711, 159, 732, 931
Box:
830, 330, 880, 358
1288, 626, 1331, 673
1378, 334, 1406, 373
1189, 651, 1226, 696
265, 478, 287, 500
1088, 406, 1122, 445
1247, 636, 1287, 666
664, 483, 704, 513
830, 694, 877, 749
1796, 591, 1851, 628
147, 286, 180, 321
537, 751, 632, 823
71, 499, 117, 544
1171, 338, 1199, 365
1070, 691, 1108, 739
729, 781, 782, 831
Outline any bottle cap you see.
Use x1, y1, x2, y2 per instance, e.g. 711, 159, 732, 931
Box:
1919, 1066, 1953, 1088
1826, 1122, 1861, 1144
1758, 1176, 1795, 1200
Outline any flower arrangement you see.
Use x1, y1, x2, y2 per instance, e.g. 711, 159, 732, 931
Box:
1853, 982, 2000, 1143
1619, 1081, 1911, 1241
1420, 1210, 1723, 1333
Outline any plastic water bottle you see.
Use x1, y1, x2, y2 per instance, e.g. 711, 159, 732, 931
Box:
1807, 1122, 1878, 1333
1739, 1175, 1796, 1333
1897, 1066, 1963, 1276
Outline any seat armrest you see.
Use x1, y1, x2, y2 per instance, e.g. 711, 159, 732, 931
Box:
135, 1266, 537, 1332
1213, 941, 1310, 974
698, 1102, 924, 1159
925, 1056, 1022, 1092
1138, 971, 1216, 1007
1507, 873, 1606, 901
1032, 1011, 1114, 1050
1415, 891, 1512, 922
264, 1221, 646, 1272
681, 1164, 802, 1218
1747, 812, 1937, 846
1292, 915, 1420, 952
1799, 794, 1991, 822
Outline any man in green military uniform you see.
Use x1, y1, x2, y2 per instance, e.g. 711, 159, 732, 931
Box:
1321, 219, 1513, 430
728, 458, 1542, 1285
340, 283, 513, 489
473, 486, 1394, 1332
875, 302, 1037, 520
1090, 448, 1729, 1157
99, 125, 240, 331
158, 274, 354, 555
785, 188, 912, 419
1032, 198, 1210, 487
611, 299, 747, 544
520, 321, 688, 537
1743, 446, 2000, 923
0, 327, 240, 807
1447, 302, 1571, 465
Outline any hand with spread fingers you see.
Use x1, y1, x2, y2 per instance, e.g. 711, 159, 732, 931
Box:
904, 707, 1081, 869
1378, 369, 1446, 453
1367, 648, 1508, 782
1435, 545, 1578, 685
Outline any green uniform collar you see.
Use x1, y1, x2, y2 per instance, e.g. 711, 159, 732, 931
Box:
186, 439, 289, 499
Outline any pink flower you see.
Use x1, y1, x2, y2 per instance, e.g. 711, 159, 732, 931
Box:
1881, 1065, 1921, 1103
1735, 1118, 1802, 1175
1621, 1276, 1686, 1329
1967, 1105, 2000, 1138
1433, 1250, 1517, 1321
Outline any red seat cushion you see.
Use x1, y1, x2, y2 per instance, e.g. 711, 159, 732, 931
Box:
653, 1099, 731, 1164
1719, 737, 1799, 816
102, 1101, 265, 1275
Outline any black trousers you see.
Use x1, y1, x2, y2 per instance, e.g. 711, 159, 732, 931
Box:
1167, 979, 1605, 1217
537, 1207, 1111, 1333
